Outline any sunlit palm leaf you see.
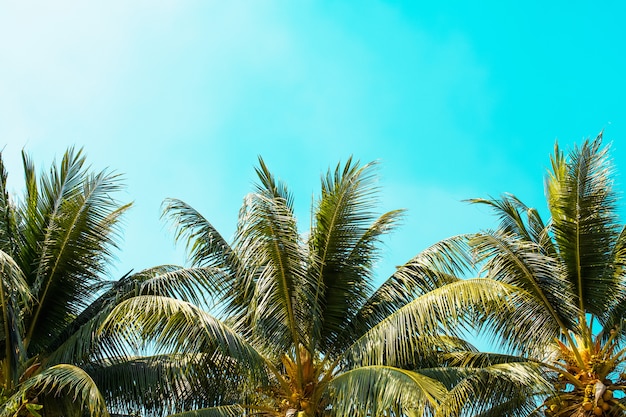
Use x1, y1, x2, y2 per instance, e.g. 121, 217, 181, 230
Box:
235, 175, 308, 354
470, 230, 578, 345
1, 364, 109, 417
327, 365, 447, 416
168, 405, 244, 417
468, 194, 552, 253
547, 136, 621, 316
344, 279, 555, 366
162, 198, 238, 272
24, 153, 130, 354
101, 296, 268, 382
0, 250, 32, 386
346, 236, 471, 346
307, 159, 395, 354
441, 361, 551, 417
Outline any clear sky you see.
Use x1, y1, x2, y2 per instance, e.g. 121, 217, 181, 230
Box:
1, 1, 625, 284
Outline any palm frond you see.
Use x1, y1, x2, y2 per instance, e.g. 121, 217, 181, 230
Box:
346, 235, 471, 346
89, 354, 244, 417
235, 188, 308, 354
440, 361, 551, 417
327, 365, 447, 416
470, 230, 578, 342
23, 151, 130, 353
162, 198, 238, 272
306, 159, 395, 353
547, 134, 622, 316
100, 296, 268, 382
0, 154, 19, 256
1, 364, 109, 417
468, 194, 552, 252
0, 250, 32, 386
168, 405, 244, 417
343, 278, 557, 365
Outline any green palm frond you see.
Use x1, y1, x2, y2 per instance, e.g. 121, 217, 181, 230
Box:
235, 186, 308, 354
162, 198, 238, 271
0, 250, 32, 386
1, 364, 109, 417
327, 365, 447, 416
21, 149, 130, 354
89, 354, 244, 417
470, 230, 578, 342
132, 266, 219, 308
346, 236, 471, 344
547, 135, 621, 317
100, 296, 268, 382
601, 225, 626, 337
468, 194, 552, 252
168, 405, 244, 417
307, 159, 395, 353
0, 155, 18, 256
344, 278, 557, 365
440, 361, 551, 417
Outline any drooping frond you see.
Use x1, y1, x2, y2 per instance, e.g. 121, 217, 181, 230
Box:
100, 296, 269, 383
440, 361, 551, 417
1, 364, 109, 417
470, 230, 578, 344
327, 365, 447, 417
468, 194, 552, 252
162, 198, 238, 272
0, 154, 18, 256
0, 250, 32, 387
168, 405, 244, 417
601, 225, 626, 333
346, 236, 471, 346
343, 278, 556, 365
89, 354, 245, 417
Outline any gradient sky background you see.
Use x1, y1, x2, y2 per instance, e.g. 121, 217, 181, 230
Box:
1, 1, 625, 291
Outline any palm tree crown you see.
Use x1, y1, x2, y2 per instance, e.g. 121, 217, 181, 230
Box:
104, 157, 485, 417
0, 148, 132, 416
455, 134, 626, 417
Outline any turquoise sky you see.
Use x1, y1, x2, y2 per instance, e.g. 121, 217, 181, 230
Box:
1, 1, 625, 284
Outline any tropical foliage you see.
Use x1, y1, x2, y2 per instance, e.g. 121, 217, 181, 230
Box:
0, 149, 213, 417
102, 157, 526, 417
444, 134, 626, 416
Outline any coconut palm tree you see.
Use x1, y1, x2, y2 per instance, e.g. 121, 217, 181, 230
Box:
102, 157, 552, 417
441, 134, 626, 417
0, 148, 212, 417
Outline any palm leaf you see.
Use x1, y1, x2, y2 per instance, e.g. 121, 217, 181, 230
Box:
547, 135, 621, 317
89, 354, 244, 417
0, 250, 32, 387
23, 149, 130, 353
168, 405, 244, 417
162, 198, 239, 272
1, 364, 109, 417
470, 230, 578, 343
234, 176, 308, 355
343, 279, 556, 365
307, 159, 395, 354
327, 365, 447, 416
100, 296, 268, 382
345, 236, 471, 346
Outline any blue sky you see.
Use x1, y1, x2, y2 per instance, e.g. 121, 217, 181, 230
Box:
1, 1, 625, 285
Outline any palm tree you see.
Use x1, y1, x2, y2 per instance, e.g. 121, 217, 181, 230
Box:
0, 148, 212, 417
102, 157, 524, 417
441, 134, 626, 416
